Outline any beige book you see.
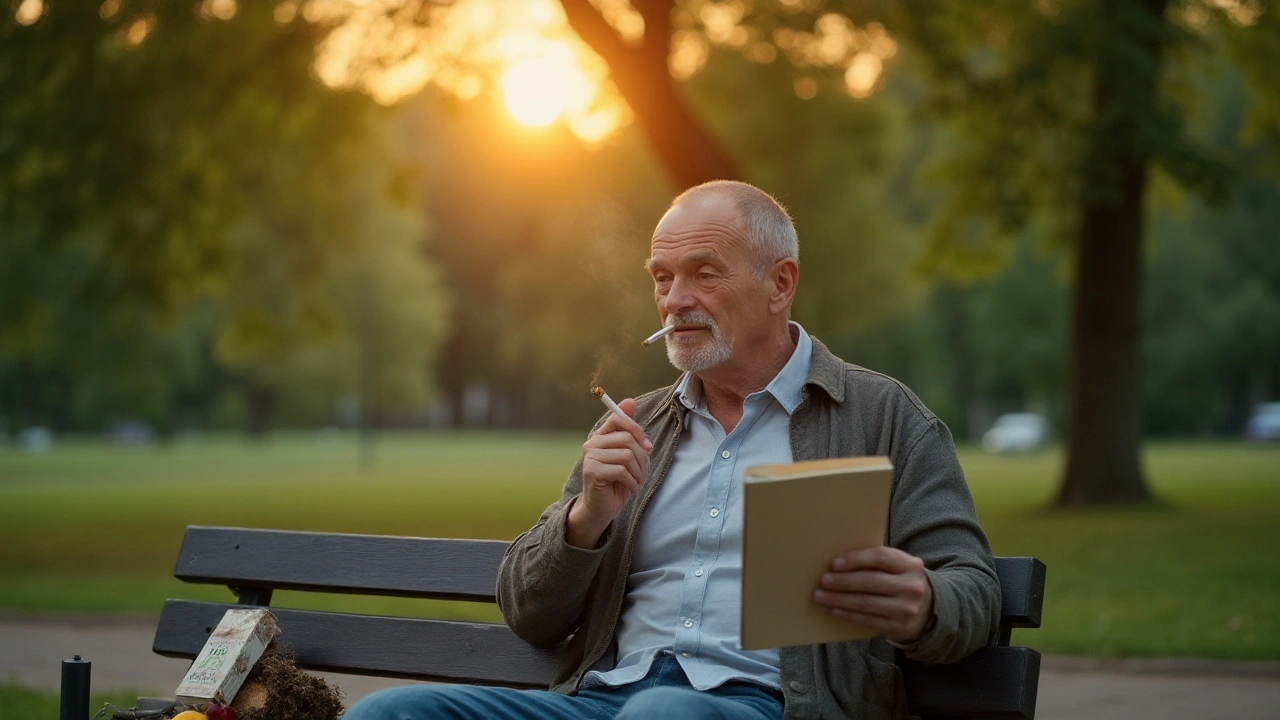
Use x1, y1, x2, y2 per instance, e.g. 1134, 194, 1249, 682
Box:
740, 456, 893, 650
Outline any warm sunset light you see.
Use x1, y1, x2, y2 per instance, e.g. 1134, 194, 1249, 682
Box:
310, 0, 630, 144
502, 57, 576, 127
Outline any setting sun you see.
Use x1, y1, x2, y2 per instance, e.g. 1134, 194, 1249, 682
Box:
501, 55, 590, 127
309, 0, 630, 143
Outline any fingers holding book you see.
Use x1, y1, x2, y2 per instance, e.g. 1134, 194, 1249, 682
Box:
812, 545, 935, 644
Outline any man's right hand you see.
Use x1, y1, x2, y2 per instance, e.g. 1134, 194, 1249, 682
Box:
566, 398, 652, 549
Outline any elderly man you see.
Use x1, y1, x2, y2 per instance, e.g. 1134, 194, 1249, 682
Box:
348, 181, 999, 720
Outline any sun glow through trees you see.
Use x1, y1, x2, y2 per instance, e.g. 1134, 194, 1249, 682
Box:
500, 50, 594, 128
134, 0, 914, 145
306, 0, 629, 144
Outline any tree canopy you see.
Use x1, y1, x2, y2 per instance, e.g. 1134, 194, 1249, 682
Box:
0, 1, 450, 434
2, 0, 1276, 502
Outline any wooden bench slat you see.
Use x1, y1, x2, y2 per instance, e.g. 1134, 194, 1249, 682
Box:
993, 557, 1046, 629
176, 529, 1047, 630
174, 527, 508, 602
154, 600, 562, 688
902, 646, 1041, 720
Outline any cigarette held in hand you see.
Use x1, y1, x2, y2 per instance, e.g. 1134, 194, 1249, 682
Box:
591, 386, 629, 423
641, 324, 676, 347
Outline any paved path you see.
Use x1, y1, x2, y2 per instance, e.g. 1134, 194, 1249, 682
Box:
4, 613, 1279, 719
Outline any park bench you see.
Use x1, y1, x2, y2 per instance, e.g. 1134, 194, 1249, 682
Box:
77, 525, 1046, 719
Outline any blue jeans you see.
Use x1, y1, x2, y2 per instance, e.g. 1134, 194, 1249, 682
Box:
345, 654, 784, 720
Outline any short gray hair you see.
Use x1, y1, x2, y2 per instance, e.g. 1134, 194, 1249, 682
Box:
671, 180, 799, 279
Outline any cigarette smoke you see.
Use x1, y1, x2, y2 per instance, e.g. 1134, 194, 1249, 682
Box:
580, 203, 649, 393
588, 346, 616, 391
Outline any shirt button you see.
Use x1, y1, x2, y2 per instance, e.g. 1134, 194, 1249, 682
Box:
721, 450, 731, 458
681, 652, 690, 657
684, 619, 694, 628
694, 569, 704, 577
788, 681, 808, 694
709, 508, 719, 518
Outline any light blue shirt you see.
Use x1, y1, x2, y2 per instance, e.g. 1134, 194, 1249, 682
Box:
583, 323, 813, 692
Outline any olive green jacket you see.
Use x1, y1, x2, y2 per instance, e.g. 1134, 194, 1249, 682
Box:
497, 336, 1000, 720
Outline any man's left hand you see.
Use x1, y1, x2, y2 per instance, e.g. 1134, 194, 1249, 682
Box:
812, 545, 934, 644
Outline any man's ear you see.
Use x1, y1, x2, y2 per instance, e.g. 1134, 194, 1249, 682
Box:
767, 258, 799, 315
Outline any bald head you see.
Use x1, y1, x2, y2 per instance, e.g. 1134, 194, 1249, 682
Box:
669, 181, 799, 279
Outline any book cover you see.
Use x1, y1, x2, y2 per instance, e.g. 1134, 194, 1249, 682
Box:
175, 608, 278, 706
740, 456, 893, 650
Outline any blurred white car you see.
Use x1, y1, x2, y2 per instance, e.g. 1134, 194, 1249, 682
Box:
1244, 402, 1280, 442
982, 413, 1048, 454
18, 426, 52, 453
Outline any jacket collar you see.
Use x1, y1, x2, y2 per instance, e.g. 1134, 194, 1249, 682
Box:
804, 334, 847, 404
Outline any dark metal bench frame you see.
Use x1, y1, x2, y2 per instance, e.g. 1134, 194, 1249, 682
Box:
122, 526, 1044, 719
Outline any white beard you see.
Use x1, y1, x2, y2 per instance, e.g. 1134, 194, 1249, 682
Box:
665, 311, 733, 373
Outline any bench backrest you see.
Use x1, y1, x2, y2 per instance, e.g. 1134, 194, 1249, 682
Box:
155, 526, 1045, 719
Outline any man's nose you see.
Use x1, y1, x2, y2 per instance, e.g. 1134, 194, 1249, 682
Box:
661, 277, 697, 315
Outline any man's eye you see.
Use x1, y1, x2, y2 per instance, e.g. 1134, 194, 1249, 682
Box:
698, 272, 717, 281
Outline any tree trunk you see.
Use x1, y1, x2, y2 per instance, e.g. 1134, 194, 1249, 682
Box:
1058, 163, 1151, 506
1056, 0, 1169, 507
244, 384, 276, 439
559, 0, 740, 189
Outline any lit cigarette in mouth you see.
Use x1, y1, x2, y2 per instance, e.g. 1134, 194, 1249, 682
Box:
590, 386, 629, 422
641, 324, 676, 347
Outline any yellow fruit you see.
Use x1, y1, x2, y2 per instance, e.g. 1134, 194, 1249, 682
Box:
172, 712, 207, 720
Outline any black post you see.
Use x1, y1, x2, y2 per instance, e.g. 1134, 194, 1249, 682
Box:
60, 655, 91, 720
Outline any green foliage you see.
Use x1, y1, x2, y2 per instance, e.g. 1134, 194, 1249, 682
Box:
1144, 177, 1280, 434
2, 0, 1276, 441
890, 0, 1237, 275
833, 242, 1070, 443
968, 243, 1070, 415
0, 2, 451, 431
1, 1, 321, 315
1138, 49, 1280, 434
211, 111, 452, 422
1215, 3, 1280, 169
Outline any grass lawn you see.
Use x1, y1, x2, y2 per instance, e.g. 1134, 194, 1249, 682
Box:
0, 683, 140, 720
1, 432, 1277, 660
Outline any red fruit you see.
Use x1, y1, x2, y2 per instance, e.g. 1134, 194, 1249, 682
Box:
206, 705, 237, 720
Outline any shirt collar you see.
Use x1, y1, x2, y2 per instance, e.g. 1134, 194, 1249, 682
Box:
766, 322, 811, 414
674, 322, 812, 415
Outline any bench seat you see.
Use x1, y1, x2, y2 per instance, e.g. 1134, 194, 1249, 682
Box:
149, 526, 1045, 719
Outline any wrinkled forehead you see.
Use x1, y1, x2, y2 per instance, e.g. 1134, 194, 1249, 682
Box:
650, 194, 747, 254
